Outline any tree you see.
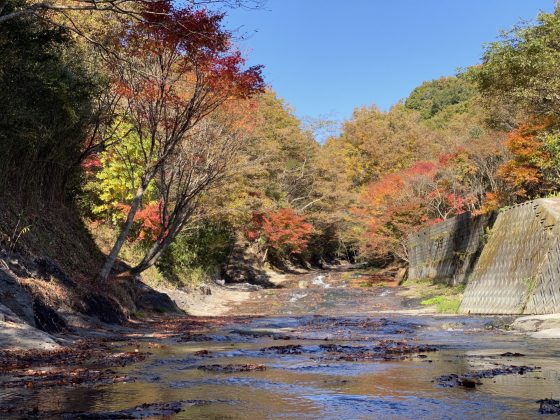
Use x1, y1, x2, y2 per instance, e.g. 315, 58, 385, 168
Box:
335, 104, 444, 187
405, 76, 476, 123
131, 118, 246, 274
0, 0, 264, 26
246, 208, 314, 261
493, 121, 557, 205
354, 162, 439, 262
472, 9, 560, 128
0, 5, 99, 203
97, 0, 263, 281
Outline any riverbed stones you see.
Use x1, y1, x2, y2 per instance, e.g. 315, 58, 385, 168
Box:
538, 398, 560, 414
435, 365, 538, 388
198, 364, 266, 373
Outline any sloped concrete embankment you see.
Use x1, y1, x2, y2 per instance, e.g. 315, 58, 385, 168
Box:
460, 199, 560, 315
408, 198, 560, 315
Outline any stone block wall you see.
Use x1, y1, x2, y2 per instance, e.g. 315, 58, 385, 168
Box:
408, 212, 495, 285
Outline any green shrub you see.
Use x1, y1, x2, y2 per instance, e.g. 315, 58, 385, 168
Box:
156, 221, 233, 287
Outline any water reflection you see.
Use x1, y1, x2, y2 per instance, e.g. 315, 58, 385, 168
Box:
2, 314, 558, 419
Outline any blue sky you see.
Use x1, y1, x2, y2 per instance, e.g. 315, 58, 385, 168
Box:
225, 0, 554, 130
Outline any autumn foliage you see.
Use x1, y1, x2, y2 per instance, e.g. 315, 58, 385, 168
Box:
495, 122, 551, 202
117, 201, 163, 242
355, 162, 438, 261
246, 209, 314, 256
116, 1, 264, 103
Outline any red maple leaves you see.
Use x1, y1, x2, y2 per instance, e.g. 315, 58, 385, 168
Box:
246, 209, 314, 255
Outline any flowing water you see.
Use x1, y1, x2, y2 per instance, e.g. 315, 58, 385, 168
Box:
2, 269, 560, 419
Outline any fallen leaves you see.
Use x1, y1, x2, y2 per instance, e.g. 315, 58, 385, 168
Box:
0, 341, 148, 389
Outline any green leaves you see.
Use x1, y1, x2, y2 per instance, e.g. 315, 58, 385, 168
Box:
473, 10, 560, 124
405, 76, 476, 123
84, 121, 158, 223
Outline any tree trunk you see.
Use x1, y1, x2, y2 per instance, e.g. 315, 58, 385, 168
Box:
131, 230, 176, 274
98, 184, 145, 281
131, 241, 164, 274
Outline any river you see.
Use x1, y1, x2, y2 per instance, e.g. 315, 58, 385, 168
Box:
1, 268, 560, 419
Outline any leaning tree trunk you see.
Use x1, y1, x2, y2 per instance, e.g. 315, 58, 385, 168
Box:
131, 198, 197, 274
130, 226, 180, 274
98, 184, 145, 281
131, 237, 170, 274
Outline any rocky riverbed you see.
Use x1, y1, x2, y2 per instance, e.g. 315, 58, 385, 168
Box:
2, 268, 560, 419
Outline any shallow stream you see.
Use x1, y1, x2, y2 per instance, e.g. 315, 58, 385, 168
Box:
2, 270, 560, 419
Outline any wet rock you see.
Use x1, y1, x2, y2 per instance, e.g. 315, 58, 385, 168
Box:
0, 368, 134, 389
178, 333, 214, 342
500, 352, 525, 357
62, 400, 207, 419
316, 341, 437, 362
435, 365, 539, 388
459, 377, 480, 388
0, 346, 149, 373
538, 398, 560, 414
0, 267, 36, 326
82, 294, 127, 325
198, 364, 266, 373
32, 297, 67, 333
436, 374, 479, 388
230, 329, 292, 340
375, 340, 437, 355
134, 279, 182, 314
261, 344, 303, 354
272, 334, 292, 340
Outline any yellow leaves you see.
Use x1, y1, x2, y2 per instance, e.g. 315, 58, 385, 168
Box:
85, 120, 158, 221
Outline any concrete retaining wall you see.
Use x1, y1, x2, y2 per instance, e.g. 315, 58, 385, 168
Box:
408, 198, 560, 314
460, 199, 560, 315
408, 212, 495, 285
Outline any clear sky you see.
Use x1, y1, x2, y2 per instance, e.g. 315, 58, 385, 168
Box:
225, 0, 554, 129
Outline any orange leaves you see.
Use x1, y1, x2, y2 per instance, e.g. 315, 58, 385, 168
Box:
263, 209, 314, 255
117, 201, 163, 242
134, 202, 163, 241
246, 209, 314, 255
355, 159, 474, 261
496, 120, 553, 201
354, 163, 436, 261
505, 124, 545, 160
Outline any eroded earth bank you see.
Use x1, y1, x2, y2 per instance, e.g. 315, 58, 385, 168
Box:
2, 268, 560, 419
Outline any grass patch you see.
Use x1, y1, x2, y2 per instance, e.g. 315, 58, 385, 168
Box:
401, 278, 465, 314
421, 295, 462, 314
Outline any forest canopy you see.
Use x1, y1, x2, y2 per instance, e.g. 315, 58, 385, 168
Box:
1, 2, 560, 282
